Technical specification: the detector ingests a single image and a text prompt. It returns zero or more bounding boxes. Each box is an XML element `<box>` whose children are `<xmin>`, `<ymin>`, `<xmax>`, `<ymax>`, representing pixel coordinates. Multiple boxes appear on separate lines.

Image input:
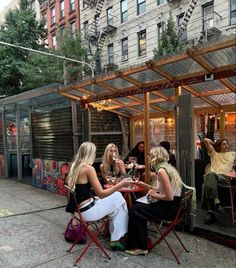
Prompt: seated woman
<box><xmin>125</xmin><ymin>146</ymin><xmax>183</xmax><ymax>256</ymax></box>
<box><xmin>100</xmin><ymin>143</ymin><xmax>126</xmax><ymax>183</ymax></box>
<box><xmin>66</xmin><ymin>142</ymin><xmax>130</xmax><ymax>251</ymax></box>
<box><xmin>124</xmin><ymin>141</ymin><xmax>145</xmax><ymax>165</ymax></box>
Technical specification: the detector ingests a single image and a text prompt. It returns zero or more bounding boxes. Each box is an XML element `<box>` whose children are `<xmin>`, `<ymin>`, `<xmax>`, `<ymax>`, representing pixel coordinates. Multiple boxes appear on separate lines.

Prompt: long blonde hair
<box><xmin>67</xmin><ymin>142</ymin><xmax>96</xmax><ymax>190</ymax></box>
<box><xmin>102</xmin><ymin>143</ymin><xmax>120</xmax><ymax>175</ymax></box>
<box><xmin>150</xmin><ymin>146</ymin><xmax>182</xmax><ymax>193</ymax></box>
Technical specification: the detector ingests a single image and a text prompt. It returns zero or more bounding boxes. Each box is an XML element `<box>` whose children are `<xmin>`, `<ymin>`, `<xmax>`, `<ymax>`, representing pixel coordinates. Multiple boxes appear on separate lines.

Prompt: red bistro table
<box><xmin>104</xmin><ymin>183</ymin><xmax>145</xmax><ymax>208</ymax></box>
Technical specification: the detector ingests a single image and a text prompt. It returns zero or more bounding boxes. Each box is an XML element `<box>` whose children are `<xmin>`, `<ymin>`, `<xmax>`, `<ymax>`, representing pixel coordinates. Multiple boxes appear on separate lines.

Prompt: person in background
<box><xmin>202</xmin><ymin>138</ymin><xmax>236</xmax><ymax>224</ymax></box>
<box><xmin>100</xmin><ymin>143</ymin><xmax>126</xmax><ymax>183</ymax></box>
<box><xmin>66</xmin><ymin>142</ymin><xmax>130</xmax><ymax>251</ymax></box>
<box><xmin>159</xmin><ymin>141</ymin><xmax>176</xmax><ymax>167</ymax></box>
<box><xmin>125</xmin><ymin>146</ymin><xmax>183</xmax><ymax>256</ymax></box>
<box><xmin>124</xmin><ymin>141</ymin><xmax>145</xmax><ymax>165</ymax></box>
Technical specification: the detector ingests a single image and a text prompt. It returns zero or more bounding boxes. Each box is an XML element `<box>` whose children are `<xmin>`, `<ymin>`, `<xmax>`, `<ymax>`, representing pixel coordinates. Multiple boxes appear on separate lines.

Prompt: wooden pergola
<box><xmin>57</xmin><ymin>35</ymin><xmax>236</xmax><ymax>184</ymax></box>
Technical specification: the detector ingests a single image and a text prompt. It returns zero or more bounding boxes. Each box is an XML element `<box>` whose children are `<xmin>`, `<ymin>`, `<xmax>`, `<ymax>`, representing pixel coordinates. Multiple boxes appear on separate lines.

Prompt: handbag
<box><xmin>64</xmin><ymin>217</ymin><xmax>87</xmax><ymax>244</ymax></box>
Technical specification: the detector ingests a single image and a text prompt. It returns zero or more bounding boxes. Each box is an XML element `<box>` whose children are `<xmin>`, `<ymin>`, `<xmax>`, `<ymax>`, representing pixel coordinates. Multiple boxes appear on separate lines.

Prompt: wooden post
<box><xmin>144</xmin><ymin>92</ymin><xmax>150</xmax><ymax>185</ymax></box>
<box><xmin>219</xmin><ymin>110</ymin><xmax>225</xmax><ymax>138</ymax></box>
<box><xmin>129</xmin><ymin>118</ymin><xmax>135</xmax><ymax>149</ymax></box>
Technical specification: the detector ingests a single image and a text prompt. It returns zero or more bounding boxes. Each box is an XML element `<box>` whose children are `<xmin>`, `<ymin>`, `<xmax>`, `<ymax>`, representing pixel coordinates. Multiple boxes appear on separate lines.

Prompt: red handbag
<box><xmin>64</xmin><ymin>218</ymin><xmax>87</xmax><ymax>244</ymax></box>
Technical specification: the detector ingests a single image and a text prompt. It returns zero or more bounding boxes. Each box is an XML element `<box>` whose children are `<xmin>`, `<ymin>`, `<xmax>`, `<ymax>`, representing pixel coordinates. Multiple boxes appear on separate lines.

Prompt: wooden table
<box><xmin>104</xmin><ymin>183</ymin><xmax>145</xmax><ymax>208</ymax></box>
<box><xmin>223</xmin><ymin>171</ymin><xmax>236</xmax><ymax>225</ymax></box>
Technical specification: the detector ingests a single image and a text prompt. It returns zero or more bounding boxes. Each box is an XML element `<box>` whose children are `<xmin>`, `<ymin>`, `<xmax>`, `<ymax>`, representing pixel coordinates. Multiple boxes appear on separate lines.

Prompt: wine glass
<box><xmin>111</xmin><ymin>177</ymin><xmax>116</xmax><ymax>185</ymax></box>
<box><xmin>112</xmin><ymin>153</ymin><xmax>118</xmax><ymax>161</ymax></box>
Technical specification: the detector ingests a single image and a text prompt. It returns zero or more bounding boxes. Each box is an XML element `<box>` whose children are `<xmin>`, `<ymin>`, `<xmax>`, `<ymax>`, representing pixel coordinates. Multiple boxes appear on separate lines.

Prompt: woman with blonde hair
<box><xmin>100</xmin><ymin>143</ymin><xmax>126</xmax><ymax>183</ymax></box>
<box><xmin>125</xmin><ymin>146</ymin><xmax>183</xmax><ymax>256</ymax></box>
<box><xmin>66</xmin><ymin>142</ymin><xmax>130</xmax><ymax>251</ymax></box>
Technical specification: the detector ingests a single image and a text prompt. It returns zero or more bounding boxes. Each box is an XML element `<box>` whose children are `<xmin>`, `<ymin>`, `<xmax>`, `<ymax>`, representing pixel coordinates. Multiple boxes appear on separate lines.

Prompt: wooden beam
<box><xmin>219</xmin><ymin>79</ymin><xmax>236</xmax><ymax>93</ymax></box>
<box><xmin>96</xmin><ymin>81</ymin><xmax>118</xmax><ymax>92</ymax></box>
<box><xmin>187</xmin><ymin>49</ymin><xmax>213</xmax><ymax>72</ymax></box>
<box><xmin>183</xmin><ymin>85</ymin><xmax>220</xmax><ymax>108</ymax></box>
<box><xmin>60</xmin><ymin>92</ymin><xmax>80</xmax><ymax>101</ymax></box>
<box><xmin>81</xmin><ymin>67</ymin><xmax>235</xmax><ymax>105</ymax></box>
<box><xmin>190</xmin><ymin>37</ymin><xmax>236</xmax><ymax>56</ymax></box>
<box><xmin>144</xmin><ymin>92</ymin><xmax>150</xmax><ymax>185</ymax></box>
<box><xmin>152</xmin><ymin>91</ymin><xmax>173</xmax><ymax>102</ymax></box>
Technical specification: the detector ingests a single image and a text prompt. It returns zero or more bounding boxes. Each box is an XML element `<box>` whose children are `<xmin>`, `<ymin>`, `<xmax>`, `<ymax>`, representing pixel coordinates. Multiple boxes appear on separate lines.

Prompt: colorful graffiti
<box><xmin>0</xmin><ymin>154</ymin><xmax>4</xmax><ymax>177</ymax></box>
<box><xmin>32</xmin><ymin>159</ymin><xmax>69</xmax><ymax>196</ymax></box>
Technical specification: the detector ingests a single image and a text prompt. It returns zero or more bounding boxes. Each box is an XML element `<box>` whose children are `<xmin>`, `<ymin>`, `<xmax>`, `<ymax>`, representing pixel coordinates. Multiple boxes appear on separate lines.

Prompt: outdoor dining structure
<box><xmin>0</xmin><ymin>35</ymin><xmax>235</xmax><ymax>243</ymax></box>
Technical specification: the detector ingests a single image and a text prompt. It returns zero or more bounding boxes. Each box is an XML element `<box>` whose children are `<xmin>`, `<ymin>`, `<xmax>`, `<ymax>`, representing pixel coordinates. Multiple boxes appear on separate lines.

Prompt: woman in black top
<box><xmin>66</xmin><ymin>142</ymin><xmax>130</xmax><ymax>251</ymax></box>
<box><xmin>125</xmin><ymin>141</ymin><xmax>145</xmax><ymax>165</ymax></box>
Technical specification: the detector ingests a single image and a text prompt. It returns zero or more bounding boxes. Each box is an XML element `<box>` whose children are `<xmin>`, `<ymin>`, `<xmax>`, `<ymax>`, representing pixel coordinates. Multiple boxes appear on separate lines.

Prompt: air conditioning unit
<box><xmin>121</xmin><ymin>55</ymin><xmax>128</xmax><ymax>62</ymax></box>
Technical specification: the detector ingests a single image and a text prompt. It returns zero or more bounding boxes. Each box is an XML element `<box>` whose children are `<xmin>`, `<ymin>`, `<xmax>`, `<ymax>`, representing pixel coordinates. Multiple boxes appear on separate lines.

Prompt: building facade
<box><xmin>39</xmin><ymin>0</ymin><xmax>81</xmax><ymax>48</ymax></box>
<box><xmin>80</xmin><ymin>0</ymin><xmax>236</xmax><ymax>73</ymax></box>
<box><xmin>0</xmin><ymin>0</ymin><xmax>41</xmax><ymax>25</ymax></box>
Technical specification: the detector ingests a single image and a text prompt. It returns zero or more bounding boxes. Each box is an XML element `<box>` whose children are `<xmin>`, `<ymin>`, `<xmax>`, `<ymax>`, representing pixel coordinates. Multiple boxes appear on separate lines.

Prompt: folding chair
<box><xmin>148</xmin><ymin>190</ymin><xmax>193</xmax><ymax>264</ymax></box>
<box><xmin>65</xmin><ymin>185</ymin><xmax>111</xmax><ymax>266</ymax></box>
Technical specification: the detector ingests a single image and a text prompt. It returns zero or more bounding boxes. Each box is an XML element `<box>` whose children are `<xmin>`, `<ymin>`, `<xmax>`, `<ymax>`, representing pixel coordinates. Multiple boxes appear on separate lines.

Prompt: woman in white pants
<box><xmin>66</xmin><ymin>142</ymin><xmax>130</xmax><ymax>250</ymax></box>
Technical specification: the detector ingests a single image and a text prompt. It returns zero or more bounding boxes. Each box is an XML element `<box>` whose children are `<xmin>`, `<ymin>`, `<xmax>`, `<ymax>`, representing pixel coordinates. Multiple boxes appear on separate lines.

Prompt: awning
<box><xmin>57</xmin><ymin>35</ymin><xmax>236</xmax><ymax>118</ymax></box>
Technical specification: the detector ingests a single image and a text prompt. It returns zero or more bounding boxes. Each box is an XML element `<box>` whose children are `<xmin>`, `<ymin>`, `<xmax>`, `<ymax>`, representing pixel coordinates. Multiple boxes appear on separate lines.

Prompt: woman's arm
<box><xmin>148</xmin><ymin>168</ymin><xmax>173</xmax><ymax>201</ymax></box>
<box><xmin>87</xmin><ymin>165</ymin><xmax>129</xmax><ymax>198</ymax></box>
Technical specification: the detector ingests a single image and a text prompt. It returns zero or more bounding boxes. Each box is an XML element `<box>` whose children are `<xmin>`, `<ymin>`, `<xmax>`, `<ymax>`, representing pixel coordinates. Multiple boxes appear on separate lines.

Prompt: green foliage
<box><xmin>0</xmin><ymin>0</ymin><xmax>88</xmax><ymax>97</ymax></box>
<box><xmin>153</xmin><ymin>12</ymin><xmax>183</xmax><ymax>59</ymax></box>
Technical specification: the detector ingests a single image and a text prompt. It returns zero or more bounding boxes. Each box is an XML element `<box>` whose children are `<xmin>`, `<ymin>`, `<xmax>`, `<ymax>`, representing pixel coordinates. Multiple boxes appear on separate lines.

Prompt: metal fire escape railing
<box><xmin>179</xmin><ymin>0</ymin><xmax>198</xmax><ymax>38</ymax></box>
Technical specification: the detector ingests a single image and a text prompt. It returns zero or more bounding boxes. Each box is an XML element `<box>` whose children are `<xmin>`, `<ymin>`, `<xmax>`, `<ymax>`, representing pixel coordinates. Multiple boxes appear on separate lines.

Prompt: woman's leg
<box><xmin>81</xmin><ymin>192</ymin><xmax>128</xmax><ymax>241</ymax></box>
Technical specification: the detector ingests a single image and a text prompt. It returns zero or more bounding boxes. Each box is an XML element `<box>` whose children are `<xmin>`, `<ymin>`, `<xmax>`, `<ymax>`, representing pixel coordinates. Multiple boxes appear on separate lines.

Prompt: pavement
<box><xmin>0</xmin><ymin>178</ymin><xmax>235</xmax><ymax>268</ymax></box>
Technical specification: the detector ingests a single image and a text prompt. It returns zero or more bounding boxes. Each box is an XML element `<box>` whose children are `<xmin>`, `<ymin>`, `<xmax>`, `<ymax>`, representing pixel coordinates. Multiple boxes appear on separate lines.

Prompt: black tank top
<box><xmin>65</xmin><ymin>182</ymin><xmax>92</xmax><ymax>214</ymax></box>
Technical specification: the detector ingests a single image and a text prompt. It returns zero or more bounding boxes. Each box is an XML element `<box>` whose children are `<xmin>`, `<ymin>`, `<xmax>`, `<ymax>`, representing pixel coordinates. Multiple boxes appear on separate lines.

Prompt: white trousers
<box><xmin>81</xmin><ymin>192</ymin><xmax>128</xmax><ymax>241</ymax></box>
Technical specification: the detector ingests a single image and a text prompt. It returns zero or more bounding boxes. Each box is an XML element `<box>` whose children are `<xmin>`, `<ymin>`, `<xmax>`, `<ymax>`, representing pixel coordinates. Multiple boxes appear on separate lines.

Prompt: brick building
<box><xmin>39</xmin><ymin>0</ymin><xmax>80</xmax><ymax>48</ymax></box>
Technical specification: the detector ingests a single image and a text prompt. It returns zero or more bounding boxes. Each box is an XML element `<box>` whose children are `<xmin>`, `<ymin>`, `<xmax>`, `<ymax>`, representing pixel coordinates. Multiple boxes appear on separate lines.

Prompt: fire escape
<box><xmin>84</xmin><ymin>0</ymin><xmax>117</xmax><ymax>74</ymax></box>
<box><xmin>179</xmin><ymin>0</ymin><xmax>222</xmax><ymax>45</ymax></box>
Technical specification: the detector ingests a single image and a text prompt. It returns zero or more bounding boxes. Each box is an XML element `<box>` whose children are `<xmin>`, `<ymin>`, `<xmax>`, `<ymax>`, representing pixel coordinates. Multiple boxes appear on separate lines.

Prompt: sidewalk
<box><xmin>0</xmin><ymin>178</ymin><xmax>235</xmax><ymax>268</ymax></box>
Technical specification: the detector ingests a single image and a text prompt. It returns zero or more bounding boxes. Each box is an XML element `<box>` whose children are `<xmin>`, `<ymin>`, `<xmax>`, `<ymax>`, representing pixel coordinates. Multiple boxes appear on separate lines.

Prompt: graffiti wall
<box><xmin>32</xmin><ymin>158</ymin><xmax>69</xmax><ymax>196</ymax></box>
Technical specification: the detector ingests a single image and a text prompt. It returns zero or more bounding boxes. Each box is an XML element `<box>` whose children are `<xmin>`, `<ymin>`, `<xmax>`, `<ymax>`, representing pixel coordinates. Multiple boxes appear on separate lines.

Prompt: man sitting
<box><xmin>202</xmin><ymin>138</ymin><xmax>235</xmax><ymax>224</ymax></box>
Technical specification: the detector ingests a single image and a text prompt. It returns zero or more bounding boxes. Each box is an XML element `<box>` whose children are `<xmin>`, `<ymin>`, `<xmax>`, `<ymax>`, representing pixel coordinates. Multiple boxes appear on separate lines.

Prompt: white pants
<box><xmin>81</xmin><ymin>192</ymin><xmax>128</xmax><ymax>241</ymax></box>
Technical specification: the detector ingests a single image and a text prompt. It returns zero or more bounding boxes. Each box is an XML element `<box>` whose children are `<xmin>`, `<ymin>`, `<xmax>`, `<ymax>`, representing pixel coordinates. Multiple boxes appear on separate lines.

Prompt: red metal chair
<box><xmin>65</xmin><ymin>186</ymin><xmax>111</xmax><ymax>266</ymax></box>
<box><xmin>148</xmin><ymin>190</ymin><xmax>193</xmax><ymax>264</ymax></box>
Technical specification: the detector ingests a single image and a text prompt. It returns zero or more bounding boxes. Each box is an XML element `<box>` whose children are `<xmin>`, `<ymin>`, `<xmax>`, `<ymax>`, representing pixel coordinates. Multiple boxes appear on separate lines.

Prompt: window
<box><xmin>51</xmin><ymin>6</ymin><xmax>55</xmax><ymax>25</ymax></box>
<box><xmin>107</xmin><ymin>7</ymin><xmax>113</xmax><ymax>25</ymax></box>
<box><xmin>157</xmin><ymin>0</ymin><xmax>166</xmax><ymax>5</ymax></box>
<box><xmin>52</xmin><ymin>34</ymin><xmax>57</xmax><ymax>48</ymax></box>
<box><xmin>121</xmin><ymin>37</ymin><xmax>128</xmax><ymax>61</ymax></box>
<box><xmin>121</xmin><ymin>0</ymin><xmax>128</xmax><ymax>23</ymax></box>
<box><xmin>178</xmin><ymin>13</ymin><xmax>187</xmax><ymax>41</ymax></box>
<box><xmin>202</xmin><ymin>2</ymin><xmax>214</xmax><ymax>31</ymax></box>
<box><xmin>44</xmin><ymin>38</ymin><xmax>48</xmax><ymax>48</ymax></box>
<box><xmin>230</xmin><ymin>0</ymin><xmax>236</xmax><ymax>25</ymax></box>
<box><xmin>60</xmin><ymin>0</ymin><xmax>65</xmax><ymax>18</ymax></box>
<box><xmin>60</xmin><ymin>27</ymin><xmax>65</xmax><ymax>36</ymax></box>
<box><xmin>138</xmin><ymin>30</ymin><xmax>146</xmax><ymax>56</ymax></box>
<box><xmin>70</xmin><ymin>0</ymin><xmax>75</xmax><ymax>11</ymax></box>
<box><xmin>157</xmin><ymin>22</ymin><xmax>163</xmax><ymax>41</ymax></box>
<box><xmin>137</xmin><ymin>0</ymin><xmax>146</xmax><ymax>15</ymax></box>
<box><xmin>83</xmin><ymin>20</ymin><xmax>89</xmax><ymax>38</ymax></box>
<box><xmin>70</xmin><ymin>21</ymin><xmax>76</xmax><ymax>38</ymax></box>
<box><xmin>108</xmin><ymin>44</ymin><xmax>114</xmax><ymax>64</ymax></box>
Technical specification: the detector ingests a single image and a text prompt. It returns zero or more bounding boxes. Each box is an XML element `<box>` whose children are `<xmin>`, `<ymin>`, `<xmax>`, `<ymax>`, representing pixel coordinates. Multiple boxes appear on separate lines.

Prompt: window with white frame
<box><xmin>60</xmin><ymin>0</ymin><xmax>65</xmax><ymax>18</ymax></box>
<box><xmin>31</xmin><ymin>0</ymin><xmax>36</xmax><ymax>11</ymax></box>
<box><xmin>157</xmin><ymin>22</ymin><xmax>163</xmax><ymax>44</ymax></box>
<box><xmin>107</xmin><ymin>7</ymin><xmax>113</xmax><ymax>25</ymax></box>
<box><xmin>51</xmin><ymin>6</ymin><xmax>55</xmax><ymax>25</ymax></box>
<box><xmin>52</xmin><ymin>34</ymin><xmax>57</xmax><ymax>48</ymax></box>
<box><xmin>121</xmin><ymin>0</ymin><xmax>128</xmax><ymax>23</ymax></box>
<box><xmin>137</xmin><ymin>0</ymin><xmax>146</xmax><ymax>15</ymax></box>
<box><xmin>70</xmin><ymin>21</ymin><xmax>76</xmax><ymax>38</ymax></box>
<box><xmin>230</xmin><ymin>0</ymin><xmax>236</xmax><ymax>25</ymax></box>
<box><xmin>108</xmin><ymin>44</ymin><xmax>114</xmax><ymax>64</ymax></box>
<box><xmin>121</xmin><ymin>37</ymin><xmax>128</xmax><ymax>61</ymax></box>
<box><xmin>138</xmin><ymin>30</ymin><xmax>146</xmax><ymax>56</ymax></box>
<box><xmin>70</xmin><ymin>0</ymin><xmax>75</xmax><ymax>12</ymax></box>
<box><xmin>157</xmin><ymin>0</ymin><xmax>166</xmax><ymax>5</ymax></box>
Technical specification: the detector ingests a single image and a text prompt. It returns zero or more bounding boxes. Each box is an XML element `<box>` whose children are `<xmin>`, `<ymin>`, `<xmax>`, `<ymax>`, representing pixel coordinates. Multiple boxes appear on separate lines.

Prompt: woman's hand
<box><xmin>117</xmin><ymin>178</ymin><xmax>132</xmax><ymax>188</ymax></box>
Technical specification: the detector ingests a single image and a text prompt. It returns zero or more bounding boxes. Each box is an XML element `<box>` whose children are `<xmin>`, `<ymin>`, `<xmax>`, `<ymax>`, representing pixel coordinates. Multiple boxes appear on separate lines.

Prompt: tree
<box><xmin>0</xmin><ymin>0</ymin><xmax>89</xmax><ymax>97</ymax></box>
<box><xmin>153</xmin><ymin>12</ymin><xmax>183</xmax><ymax>59</ymax></box>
